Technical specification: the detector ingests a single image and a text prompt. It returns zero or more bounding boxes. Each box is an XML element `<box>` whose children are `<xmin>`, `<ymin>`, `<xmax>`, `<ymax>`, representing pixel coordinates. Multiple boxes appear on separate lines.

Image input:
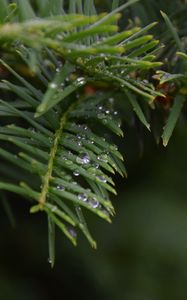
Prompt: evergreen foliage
<box><xmin>0</xmin><ymin>0</ymin><xmax>186</xmax><ymax>266</ymax></box>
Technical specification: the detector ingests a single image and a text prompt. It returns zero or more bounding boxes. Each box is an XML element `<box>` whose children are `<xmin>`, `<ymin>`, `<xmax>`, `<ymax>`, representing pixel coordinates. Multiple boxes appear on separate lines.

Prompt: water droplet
<box><xmin>87</xmin><ymin>139</ymin><xmax>94</xmax><ymax>145</ymax></box>
<box><xmin>105</xmin><ymin>110</ymin><xmax>110</xmax><ymax>115</ymax></box>
<box><xmin>68</xmin><ymin>151</ymin><xmax>73</xmax><ymax>156</ymax></box>
<box><xmin>82</xmin><ymin>125</ymin><xmax>88</xmax><ymax>130</ymax></box>
<box><xmin>97</xmin><ymin>154</ymin><xmax>108</xmax><ymax>162</ymax></box>
<box><xmin>48</xmin><ymin>137</ymin><xmax>52</xmax><ymax>144</ymax></box>
<box><xmin>97</xmin><ymin>113</ymin><xmax>105</xmax><ymax>119</ymax></box>
<box><xmin>113</xmin><ymin>111</ymin><xmax>118</xmax><ymax>116</ymax></box>
<box><xmin>77</xmin><ymin>134</ymin><xmax>86</xmax><ymax>140</ymax></box>
<box><xmin>76</xmin><ymin>153</ymin><xmax>90</xmax><ymax>165</ymax></box>
<box><xmin>68</xmin><ymin>228</ymin><xmax>77</xmax><ymax>238</ymax></box>
<box><xmin>29</xmin><ymin>127</ymin><xmax>36</xmax><ymax>133</ymax></box>
<box><xmin>98</xmin><ymin>106</ymin><xmax>103</xmax><ymax>111</ymax></box>
<box><xmin>88</xmin><ymin>197</ymin><xmax>99</xmax><ymax>208</ymax></box>
<box><xmin>94</xmin><ymin>163</ymin><xmax>99</xmax><ymax>169</ymax></box>
<box><xmin>57</xmin><ymin>185</ymin><xmax>65</xmax><ymax>191</ymax></box>
<box><xmin>76</xmin><ymin>77</ymin><xmax>86</xmax><ymax>86</ymax></box>
<box><xmin>57</xmin><ymin>34</ymin><xmax>63</xmax><ymax>40</ymax></box>
<box><xmin>142</xmin><ymin>79</ymin><xmax>149</xmax><ymax>84</ymax></box>
<box><xmin>48</xmin><ymin>258</ymin><xmax>52</xmax><ymax>264</ymax></box>
<box><xmin>97</xmin><ymin>175</ymin><xmax>107</xmax><ymax>183</ymax></box>
<box><xmin>61</xmin><ymin>155</ymin><xmax>67</xmax><ymax>161</ymax></box>
<box><xmin>49</xmin><ymin>82</ymin><xmax>57</xmax><ymax>89</ymax></box>
<box><xmin>102</xmin><ymin>119</ymin><xmax>108</xmax><ymax>125</ymax></box>
<box><xmin>52</xmin><ymin>206</ymin><xmax>57</xmax><ymax>212</ymax></box>
<box><xmin>110</xmin><ymin>144</ymin><xmax>118</xmax><ymax>151</ymax></box>
<box><xmin>73</xmin><ymin>170</ymin><xmax>80</xmax><ymax>176</ymax></box>
<box><xmin>65</xmin><ymin>76</ymin><xmax>70</xmax><ymax>83</ymax></box>
<box><xmin>78</xmin><ymin>193</ymin><xmax>88</xmax><ymax>202</ymax></box>
<box><xmin>101</xmin><ymin>209</ymin><xmax>110</xmax><ymax>217</ymax></box>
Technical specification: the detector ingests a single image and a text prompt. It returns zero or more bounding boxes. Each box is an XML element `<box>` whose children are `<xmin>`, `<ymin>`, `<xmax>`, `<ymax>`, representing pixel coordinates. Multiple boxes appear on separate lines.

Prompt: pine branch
<box><xmin>0</xmin><ymin>0</ymin><xmax>170</xmax><ymax>266</ymax></box>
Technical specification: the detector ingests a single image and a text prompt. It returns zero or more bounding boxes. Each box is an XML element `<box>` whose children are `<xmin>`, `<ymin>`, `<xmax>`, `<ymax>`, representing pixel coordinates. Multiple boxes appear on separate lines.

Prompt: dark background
<box><xmin>1</xmin><ymin>1</ymin><xmax>187</xmax><ymax>299</ymax></box>
<box><xmin>1</xmin><ymin>120</ymin><xmax>187</xmax><ymax>300</ymax></box>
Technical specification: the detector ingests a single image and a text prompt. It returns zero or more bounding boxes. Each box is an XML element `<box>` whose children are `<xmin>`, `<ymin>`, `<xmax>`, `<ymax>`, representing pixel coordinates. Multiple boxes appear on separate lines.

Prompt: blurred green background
<box><xmin>1</xmin><ymin>1</ymin><xmax>187</xmax><ymax>299</ymax></box>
